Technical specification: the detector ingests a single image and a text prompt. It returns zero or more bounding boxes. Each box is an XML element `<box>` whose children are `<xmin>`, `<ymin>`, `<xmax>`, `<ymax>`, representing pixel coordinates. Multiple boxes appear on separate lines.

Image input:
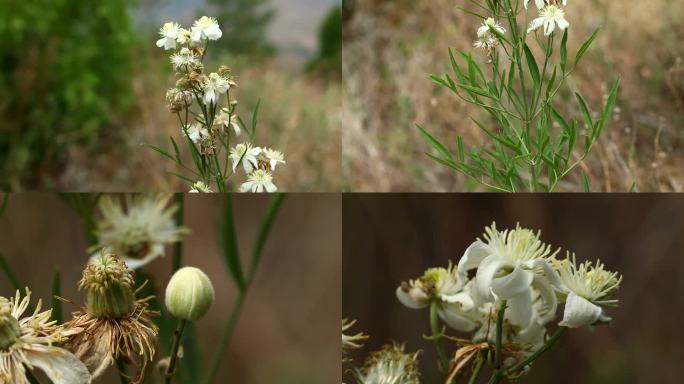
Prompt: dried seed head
<box><xmin>165</xmin><ymin>267</ymin><xmax>215</xmax><ymax>321</ymax></box>
<box><xmin>80</xmin><ymin>251</ymin><xmax>136</xmax><ymax>319</ymax></box>
<box><xmin>217</xmin><ymin>65</ymin><xmax>231</xmax><ymax>78</ymax></box>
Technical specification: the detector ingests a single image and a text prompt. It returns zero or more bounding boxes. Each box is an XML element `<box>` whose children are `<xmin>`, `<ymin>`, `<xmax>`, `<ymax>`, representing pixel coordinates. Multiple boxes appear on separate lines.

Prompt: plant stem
<box><xmin>202</xmin><ymin>291</ymin><xmax>246</xmax><ymax>384</ymax></box>
<box><xmin>172</xmin><ymin>193</ymin><xmax>184</xmax><ymax>273</ymax></box>
<box><xmin>165</xmin><ymin>320</ymin><xmax>188</xmax><ymax>384</ymax></box>
<box><xmin>494</xmin><ymin>301</ymin><xmax>507</xmax><ymax>369</ymax></box>
<box><xmin>429</xmin><ymin>300</ymin><xmax>450</xmax><ymax>372</ymax></box>
<box><xmin>507</xmin><ymin>326</ymin><xmax>567</xmax><ymax>375</ymax></box>
<box><xmin>468</xmin><ymin>355</ymin><xmax>486</xmax><ymax>384</ymax></box>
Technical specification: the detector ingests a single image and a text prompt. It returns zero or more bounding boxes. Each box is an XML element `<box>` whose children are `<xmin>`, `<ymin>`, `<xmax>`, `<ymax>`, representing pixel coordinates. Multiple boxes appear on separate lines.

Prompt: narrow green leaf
<box><xmin>457</xmin><ymin>136</ymin><xmax>465</xmax><ymax>162</ymax></box>
<box><xmin>456</xmin><ymin>84</ymin><xmax>495</xmax><ymax>99</ymax></box>
<box><xmin>575</xmin><ymin>28</ymin><xmax>600</xmax><ymax>66</ymax></box>
<box><xmin>582</xmin><ymin>172</ymin><xmax>591</xmax><ymax>192</ymax></box>
<box><xmin>250</xmin><ymin>99</ymin><xmax>261</xmax><ymax>141</ymax></box>
<box><xmin>221</xmin><ymin>195</ymin><xmax>245</xmax><ymax>291</ymax></box>
<box><xmin>417</xmin><ymin>124</ymin><xmax>455</xmax><ymax>163</ymax></box>
<box><xmin>143</xmin><ymin>144</ymin><xmax>175</xmax><ymax>161</ymax></box>
<box><xmin>560</xmin><ymin>29</ymin><xmax>568</xmax><ymax>72</ymax></box>
<box><xmin>457</xmin><ymin>6</ymin><xmax>486</xmax><ymax>19</ymax></box>
<box><xmin>428</xmin><ymin>74</ymin><xmax>453</xmax><ymax>90</ymax></box>
<box><xmin>248</xmin><ymin>194</ymin><xmax>286</xmax><ymax>279</ymax></box>
<box><xmin>0</xmin><ymin>253</ymin><xmax>21</xmax><ymax>290</ymax></box>
<box><xmin>51</xmin><ymin>268</ymin><xmax>62</xmax><ymax>323</ymax></box>
<box><xmin>169</xmin><ymin>172</ymin><xmax>195</xmax><ymax>184</ymax></box>
<box><xmin>629</xmin><ymin>182</ymin><xmax>638</xmax><ymax>192</ymax></box>
<box><xmin>523</xmin><ymin>44</ymin><xmax>541</xmax><ymax>94</ymax></box>
<box><xmin>597</xmin><ymin>78</ymin><xmax>621</xmax><ymax>135</ymax></box>
<box><xmin>170</xmin><ymin>136</ymin><xmax>181</xmax><ymax>163</ymax></box>
<box><xmin>575</xmin><ymin>93</ymin><xmax>594</xmax><ymax>133</ymax></box>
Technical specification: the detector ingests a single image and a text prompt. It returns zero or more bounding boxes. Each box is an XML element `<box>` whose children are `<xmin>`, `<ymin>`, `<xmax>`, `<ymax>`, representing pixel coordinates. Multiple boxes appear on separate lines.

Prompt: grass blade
<box><xmin>248</xmin><ymin>194</ymin><xmax>286</xmax><ymax>280</ymax></box>
<box><xmin>51</xmin><ymin>268</ymin><xmax>62</xmax><ymax>323</ymax></box>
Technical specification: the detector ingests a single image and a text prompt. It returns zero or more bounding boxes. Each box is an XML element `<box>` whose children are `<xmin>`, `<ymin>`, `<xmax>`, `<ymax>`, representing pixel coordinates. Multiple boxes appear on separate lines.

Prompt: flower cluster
<box><xmin>473</xmin><ymin>18</ymin><xmax>506</xmax><ymax>54</ymax></box>
<box><xmin>155</xmin><ymin>16</ymin><xmax>286</xmax><ymax>193</ymax></box>
<box><xmin>526</xmin><ymin>0</ymin><xmax>570</xmax><ymax>35</ymax></box>
<box><xmin>396</xmin><ymin>223</ymin><xmax>621</xmax><ymax>376</ymax></box>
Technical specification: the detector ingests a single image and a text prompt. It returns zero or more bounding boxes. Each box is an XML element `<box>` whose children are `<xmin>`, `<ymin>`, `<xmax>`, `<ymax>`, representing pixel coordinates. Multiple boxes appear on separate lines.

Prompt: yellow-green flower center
<box><xmin>0</xmin><ymin>299</ymin><xmax>20</xmax><ymax>350</ymax></box>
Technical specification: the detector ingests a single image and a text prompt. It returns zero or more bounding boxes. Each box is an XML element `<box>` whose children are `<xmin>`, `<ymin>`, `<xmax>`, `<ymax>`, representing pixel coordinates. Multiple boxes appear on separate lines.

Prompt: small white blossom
<box><xmin>230</xmin><ymin>142</ymin><xmax>261</xmax><ymax>174</ymax></box>
<box><xmin>525</xmin><ymin>0</ymin><xmax>568</xmax><ymax>9</ymax></box>
<box><xmin>189</xmin><ymin>181</ymin><xmax>213</xmax><ymax>193</ymax></box>
<box><xmin>156</xmin><ymin>22</ymin><xmax>181</xmax><ymax>50</ymax></box>
<box><xmin>190</xmin><ymin>16</ymin><xmax>222</xmax><ymax>42</ymax></box>
<box><xmin>176</xmin><ymin>28</ymin><xmax>192</xmax><ymax>45</ymax></box>
<box><xmin>240</xmin><ymin>169</ymin><xmax>277</xmax><ymax>193</ymax></box>
<box><xmin>528</xmin><ymin>5</ymin><xmax>570</xmax><ymax>36</ymax></box>
<box><xmin>215</xmin><ymin>108</ymin><xmax>241</xmax><ymax>136</ymax></box>
<box><xmin>170</xmin><ymin>47</ymin><xmax>199</xmax><ymax>70</ymax></box>
<box><xmin>262</xmin><ymin>148</ymin><xmax>286</xmax><ymax>170</ymax></box>
<box><xmin>184</xmin><ymin>123</ymin><xmax>210</xmax><ymax>144</ymax></box>
<box><xmin>474</xmin><ymin>18</ymin><xmax>506</xmax><ymax>52</ymax></box>
<box><xmin>202</xmin><ymin>72</ymin><xmax>230</xmax><ymax>105</ymax></box>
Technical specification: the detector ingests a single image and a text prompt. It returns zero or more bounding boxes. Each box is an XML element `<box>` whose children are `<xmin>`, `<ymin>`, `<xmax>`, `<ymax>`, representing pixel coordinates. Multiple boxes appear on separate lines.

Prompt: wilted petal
<box><xmin>491</xmin><ymin>265</ymin><xmax>533</xmax><ymax>299</ymax></box>
<box><xmin>25</xmin><ymin>348</ymin><xmax>91</xmax><ymax>384</ymax></box>
<box><xmin>559</xmin><ymin>293</ymin><xmax>604</xmax><ymax>328</ymax></box>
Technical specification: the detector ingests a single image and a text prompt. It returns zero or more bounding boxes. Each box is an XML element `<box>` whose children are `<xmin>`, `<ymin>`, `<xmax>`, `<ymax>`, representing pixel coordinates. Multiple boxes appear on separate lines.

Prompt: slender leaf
<box><xmin>248</xmin><ymin>194</ymin><xmax>286</xmax><ymax>279</ymax></box>
<box><xmin>250</xmin><ymin>99</ymin><xmax>261</xmax><ymax>141</ymax></box>
<box><xmin>524</xmin><ymin>44</ymin><xmax>541</xmax><ymax>94</ymax></box>
<box><xmin>417</xmin><ymin>124</ymin><xmax>455</xmax><ymax>163</ymax></box>
<box><xmin>582</xmin><ymin>172</ymin><xmax>591</xmax><ymax>192</ymax></box>
<box><xmin>143</xmin><ymin>144</ymin><xmax>175</xmax><ymax>161</ymax></box>
<box><xmin>560</xmin><ymin>29</ymin><xmax>568</xmax><ymax>72</ymax></box>
<box><xmin>575</xmin><ymin>28</ymin><xmax>600</xmax><ymax>65</ymax></box>
<box><xmin>51</xmin><ymin>268</ymin><xmax>62</xmax><ymax>323</ymax></box>
<box><xmin>221</xmin><ymin>195</ymin><xmax>245</xmax><ymax>290</ymax></box>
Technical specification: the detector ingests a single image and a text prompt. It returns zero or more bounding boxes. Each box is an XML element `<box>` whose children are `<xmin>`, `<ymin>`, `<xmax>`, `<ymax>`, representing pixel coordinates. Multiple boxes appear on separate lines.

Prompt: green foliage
<box><xmin>420</xmin><ymin>1</ymin><xmax>621</xmax><ymax>192</ymax></box>
<box><xmin>203</xmin><ymin>0</ymin><xmax>275</xmax><ymax>58</ymax></box>
<box><xmin>0</xmin><ymin>0</ymin><xmax>135</xmax><ymax>189</ymax></box>
<box><xmin>306</xmin><ymin>5</ymin><xmax>342</xmax><ymax>80</ymax></box>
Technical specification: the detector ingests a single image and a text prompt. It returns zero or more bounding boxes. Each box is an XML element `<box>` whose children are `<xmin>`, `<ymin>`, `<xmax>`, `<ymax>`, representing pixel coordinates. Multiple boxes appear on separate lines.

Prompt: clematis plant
<box><xmin>148</xmin><ymin>16</ymin><xmax>286</xmax><ymax>193</ymax></box>
<box><xmin>346</xmin><ymin>222</ymin><xmax>622</xmax><ymax>384</ymax></box>
<box><xmin>419</xmin><ymin>0</ymin><xmax>621</xmax><ymax>192</ymax></box>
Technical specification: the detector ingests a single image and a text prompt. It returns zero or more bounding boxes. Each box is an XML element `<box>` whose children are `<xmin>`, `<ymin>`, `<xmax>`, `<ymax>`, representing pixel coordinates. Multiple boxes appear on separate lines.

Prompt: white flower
<box><xmin>156</xmin><ymin>22</ymin><xmax>181</xmax><ymax>50</ymax></box>
<box><xmin>527</xmin><ymin>5</ymin><xmax>570</xmax><ymax>36</ymax></box>
<box><xmin>189</xmin><ymin>181</ymin><xmax>212</xmax><ymax>193</ymax></box>
<box><xmin>396</xmin><ymin>264</ymin><xmax>479</xmax><ymax>332</ymax></box>
<box><xmin>184</xmin><ymin>123</ymin><xmax>210</xmax><ymax>144</ymax></box>
<box><xmin>355</xmin><ymin>344</ymin><xmax>420</xmax><ymax>384</ymax></box>
<box><xmin>92</xmin><ymin>194</ymin><xmax>187</xmax><ymax>269</ymax></box>
<box><xmin>478</xmin><ymin>18</ymin><xmax>506</xmax><ymax>37</ymax></box>
<box><xmin>170</xmin><ymin>47</ymin><xmax>199</xmax><ymax>70</ymax></box>
<box><xmin>525</xmin><ymin>0</ymin><xmax>568</xmax><ymax>9</ymax></box>
<box><xmin>0</xmin><ymin>290</ymin><xmax>91</xmax><ymax>384</ymax></box>
<box><xmin>190</xmin><ymin>16</ymin><xmax>222</xmax><ymax>42</ymax></box>
<box><xmin>262</xmin><ymin>148</ymin><xmax>286</xmax><ymax>170</ymax></box>
<box><xmin>230</xmin><ymin>142</ymin><xmax>261</xmax><ymax>174</ymax></box>
<box><xmin>176</xmin><ymin>28</ymin><xmax>192</xmax><ymax>45</ymax></box>
<box><xmin>215</xmin><ymin>108</ymin><xmax>241</xmax><ymax>136</ymax></box>
<box><xmin>202</xmin><ymin>72</ymin><xmax>230</xmax><ymax>105</ymax></box>
<box><xmin>457</xmin><ymin>223</ymin><xmax>562</xmax><ymax>327</ymax></box>
<box><xmin>240</xmin><ymin>169</ymin><xmax>278</xmax><ymax>193</ymax></box>
<box><xmin>556</xmin><ymin>255</ymin><xmax>621</xmax><ymax>328</ymax></box>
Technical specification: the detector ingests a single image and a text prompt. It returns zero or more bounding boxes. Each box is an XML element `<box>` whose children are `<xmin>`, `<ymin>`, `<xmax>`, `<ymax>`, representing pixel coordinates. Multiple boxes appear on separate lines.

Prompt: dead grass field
<box><xmin>343</xmin><ymin>0</ymin><xmax>684</xmax><ymax>191</ymax></box>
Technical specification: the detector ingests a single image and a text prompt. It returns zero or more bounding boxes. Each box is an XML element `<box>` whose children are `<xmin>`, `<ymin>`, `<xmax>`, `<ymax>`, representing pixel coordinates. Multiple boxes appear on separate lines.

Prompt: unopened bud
<box><xmin>165</xmin><ymin>267</ymin><xmax>214</xmax><ymax>321</ymax></box>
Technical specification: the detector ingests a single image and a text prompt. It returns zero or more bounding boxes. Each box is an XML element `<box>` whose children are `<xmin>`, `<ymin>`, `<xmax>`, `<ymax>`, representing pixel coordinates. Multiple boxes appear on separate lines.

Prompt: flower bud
<box><xmin>165</xmin><ymin>267</ymin><xmax>214</xmax><ymax>321</ymax></box>
<box><xmin>0</xmin><ymin>297</ymin><xmax>20</xmax><ymax>350</ymax></box>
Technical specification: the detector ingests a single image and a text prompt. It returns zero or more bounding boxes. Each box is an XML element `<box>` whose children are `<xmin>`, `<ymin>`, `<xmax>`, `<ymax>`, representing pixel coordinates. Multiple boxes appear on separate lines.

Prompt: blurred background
<box><xmin>0</xmin><ymin>193</ymin><xmax>341</xmax><ymax>383</ymax></box>
<box><xmin>343</xmin><ymin>0</ymin><xmax>684</xmax><ymax>191</ymax></box>
<box><xmin>343</xmin><ymin>194</ymin><xmax>684</xmax><ymax>383</ymax></box>
<box><xmin>0</xmin><ymin>0</ymin><xmax>341</xmax><ymax>191</ymax></box>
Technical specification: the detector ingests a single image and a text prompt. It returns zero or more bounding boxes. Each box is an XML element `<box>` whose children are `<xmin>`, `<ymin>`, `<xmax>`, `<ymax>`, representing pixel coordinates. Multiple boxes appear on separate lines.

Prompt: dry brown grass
<box><xmin>343</xmin><ymin>0</ymin><xmax>684</xmax><ymax>191</ymax></box>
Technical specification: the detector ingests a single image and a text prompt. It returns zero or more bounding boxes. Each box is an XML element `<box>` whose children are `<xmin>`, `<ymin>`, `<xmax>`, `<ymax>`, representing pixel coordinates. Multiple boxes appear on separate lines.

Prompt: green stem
<box><xmin>468</xmin><ymin>355</ymin><xmax>486</xmax><ymax>384</ymax></box>
<box><xmin>165</xmin><ymin>320</ymin><xmax>188</xmax><ymax>384</ymax></box>
<box><xmin>172</xmin><ymin>193</ymin><xmax>184</xmax><ymax>273</ymax></box>
<box><xmin>116</xmin><ymin>359</ymin><xmax>128</xmax><ymax>384</ymax></box>
<box><xmin>507</xmin><ymin>326</ymin><xmax>567</xmax><ymax>375</ymax></box>
<box><xmin>494</xmin><ymin>300</ymin><xmax>507</xmax><ymax>369</ymax></box>
<box><xmin>202</xmin><ymin>291</ymin><xmax>246</xmax><ymax>384</ymax></box>
<box><xmin>429</xmin><ymin>300</ymin><xmax>450</xmax><ymax>373</ymax></box>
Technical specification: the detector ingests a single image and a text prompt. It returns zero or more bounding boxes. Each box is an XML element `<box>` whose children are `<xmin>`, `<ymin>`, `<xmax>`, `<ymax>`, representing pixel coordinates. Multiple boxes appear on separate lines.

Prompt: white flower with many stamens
<box><xmin>176</xmin><ymin>28</ymin><xmax>192</xmax><ymax>45</ymax></box>
<box><xmin>189</xmin><ymin>181</ymin><xmax>213</xmax><ymax>193</ymax></box>
<box><xmin>190</xmin><ymin>16</ymin><xmax>222</xmax><ymax>42</ymax></box>
<box><xmin>91</xmin><ymin>194</ymin><xmax>188</xmax><ymax>269</ymax></box>
<box><xmin>240</xmin><ymin>170</ymin><xmax>278</xmax><ymax>193</ymax></box>
<box><xmin>156</xmin><ymin>22</ymin><xmax>181</xmax><ymax>50</ymax></box>
<box><xmin>355</xmin><ymin>344</ymin><xmax>420</xmax><ymax>384</ymax></box>
<box><xmin>184</xmin><ymin>123</ymin><xmax>210</xmax><ymax>144</ymax></box>
<box><xmin>457</xmin><ymin>223</ymin><xmax>562</xmax><ymax>328</ymax></box>
<box><xmin>170</xmin><ymin>47</ymin><xmax>199</xmax><ymax>71</ymax></box>
<box><xmin>556</xmin><ymin>255</ymin><xmax>621</xmax><ymax>328</ymax></box>
<box><xmin>262</xmin><ymin>148</ymin><xmax>286</xmax><ymax>170</ymax></box>
<box><xmin>396</xmin><ymin>263</ymin><xmax>479</xmax><ymax>332</ymax></box>
<box><xmin>474</xmin><ymin>18</ymin><xmax>506</xmax><ymax>52</ymax></box>
<box><xmin>230</xmin><ymin>143</ymin><xmax>261</xmax><ymax>174</ymax></box>
<box><xmin>528</xmin><ymin>5</ymin><xmax>570</xmax><ymax>36</ymax></box>
<box><xmin>215</xmin><ymin>108</ymin><xmax>241</xmax><ymax>136</ymax></box>
<box><xmin>0</xmin><ymin>290</ymin><xmax>90</xmax><ymax>384</ymax></box>
<box><xmin>202</xmin><ymin>72</ymin><xmax>230</xmax><ymax>105</ymax></box>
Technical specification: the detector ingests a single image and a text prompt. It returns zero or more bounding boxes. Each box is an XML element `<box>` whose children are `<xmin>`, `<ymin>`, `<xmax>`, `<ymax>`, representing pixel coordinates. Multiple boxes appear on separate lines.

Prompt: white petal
<box><xmin>505</xmin><ymin>290</ymin><xmax>533</xmax><ymax>327</ymax></box>
<box><xmin>559</xmin><ymin>293</ymin><xmax>604</xmax><ymax>328</ymax></box>
<box><xmin>458</xmin><ymin>241</ymin><xmax>492</xmax><ymax>276</ymax></box>
<box><xmin>265</xmin><ymin>183</ymin><xmax>278</xmax><ymax>193</ymax></box>
<box><xmin>535</xmin><ymin>0</ymin><xmax>545</xmax><ymax>8</ymax></box>
<box><xmin>25</xmin><ymin>348</ymin><xmax>91</xmax><ymax>384</ymax></box>
<box><xmin>474</xmin><ymin>255</ymin><xmax>510</xmax><ymax>302</ymax></box>
<box><xmin>441</xmin><ymin>291</ymin><xmax>474</xmax><ymax>311</ymax></box>
<box><xmin>438</xmin><ymin>304</ymin><xmax>478</xmax><ymax>332</ymax></box>
<box><xmin>531</xmin><ymin>274</ymin><xmax>558</xmax><ymax>325</ymax></box>
<box><xmin>396</xmin><ymin>286</ymin><xmax>429</xmax><ymax>310</ymax></box>
<box><xmin>525</xmin><ymin>259</ymin><xmax>563</xmax><ymax>290</ymax></box>
<box><xmin>490</xmin><ymin>265</ymin><xmax>533</xmax><ymax>299</ymax></box>
<box><xmin>515</xmin><ymin>318</ymin><xmax>546</xmax><ymax>350</ymax></box>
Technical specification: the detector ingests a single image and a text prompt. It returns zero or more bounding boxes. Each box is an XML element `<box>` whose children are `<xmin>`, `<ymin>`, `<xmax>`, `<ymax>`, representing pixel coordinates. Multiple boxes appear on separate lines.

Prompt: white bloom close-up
<box><xmin>240</xmin><ymin>169</ymin><xmax>278</xmax><ymax>193</ymax></box>
<box><xmin>176</xmin><ymin>28</ymin><xmax>192</xmax><ymax>45</ymax></box>
<box><xmin>202</xmin><ymin>72</ymin><xmax>230</xmax><ymax>105</ymax></box>
<box><xmin>0</xmin><ymin>290</ymin><xmax>91</xmax><ymax>384</ymax></box>
<box><xmin>190</xmin><ymin>16</ymin><xmax>222</xmax><ymax>42</ymax></box>
<box><xmin>457</xmin><ymin>223</ymin><xmax>562</xmax><ymax>327</ymax></box>
<box><xmin>230</xmin><ymin>143</ymin><xmax>261</xmax><ymax>174</ymax></box>
<box><xmin>92</xmin><ymin>194</ymin><xmax>187</xmax><ymax>269</ymax></box>
<box><xmin>184</xmin><ymin>123</ymin><xmax>210</xmax><ymax>144</ymax></box>
<box><xmin>189</xmin><ymin>181</ymin><xmax>213</xmax><ymax>193</ymax></box>
<box><xmin>355</xmin><ymin>344</ymin><xmax>420</xmax><ymax>384</ymax></box>
<box><xmin>262</xmin><ymin>148</ymin><xmax>286</xmax><ymax>171</ymax></box>
<box><xmin>528</xmin><ymin>5</ymin><xmax>570</xmax><ymax>36</ymax></box>
<box><xmin>215</xmin><ymin>108</ymin><xmax>241</xmax><ymax>136</ymax></box>
<box><xmin>170</xmin><ymin>47</ymin><xmax>199</xmax><ymax>71</ymax></box>
<box><xmin>156</xmin><ymin>22</ymin><xmax>181</xmax><ymax>50</ymax></box>
<box><xmin>556</xmin><ymin>256</ymin><xmax>621</xmax><ymax>328</ymax></box>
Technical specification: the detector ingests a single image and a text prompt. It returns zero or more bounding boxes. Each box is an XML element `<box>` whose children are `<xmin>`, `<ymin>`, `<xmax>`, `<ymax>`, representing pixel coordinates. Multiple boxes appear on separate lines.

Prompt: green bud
<box><xmin>0</xmin><ymin>298</ymin><xmax>20</xmax><ymax>350</ymax></box>
<box><xmin>165</xmin><ymin>267</ymin><xmax>215</xmax><ymax>321</ymax></box>
<box><xmin>80</xmin><ymin>251</ymin><xmax>136</xmax><ymax>319</ymax></box>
